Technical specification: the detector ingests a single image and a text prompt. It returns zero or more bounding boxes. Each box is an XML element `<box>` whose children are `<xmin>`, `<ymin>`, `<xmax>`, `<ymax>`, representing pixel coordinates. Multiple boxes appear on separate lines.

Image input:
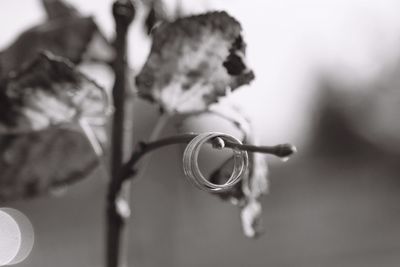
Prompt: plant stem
<box><xmin>120</xmin><ymin>133</ymin><xmax>297</xmax><ymax>181</ymax></box>
<box><xmin>107</xmin><ymin>1</ymin><xmax>135</xmax><ymax>267</ymax></box>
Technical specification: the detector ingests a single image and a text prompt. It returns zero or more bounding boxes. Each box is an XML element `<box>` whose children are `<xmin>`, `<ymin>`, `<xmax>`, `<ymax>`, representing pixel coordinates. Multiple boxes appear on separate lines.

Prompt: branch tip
<box><xmin>112</xmin><ymin>0</ymin><xmax>135</xmax><ymax>26</ymax></box>
<box><xmin>275</xmin><ymin>143</ymin><xmax>297</xmax><ymax>159</ymax></box>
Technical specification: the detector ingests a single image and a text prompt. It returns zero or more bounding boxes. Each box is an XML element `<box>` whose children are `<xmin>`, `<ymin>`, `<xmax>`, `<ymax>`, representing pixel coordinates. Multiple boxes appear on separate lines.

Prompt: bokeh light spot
<box><xmin>0</xmin><ymin>208</ymin><xmax>34</xmax><ymax>266</ymax></box>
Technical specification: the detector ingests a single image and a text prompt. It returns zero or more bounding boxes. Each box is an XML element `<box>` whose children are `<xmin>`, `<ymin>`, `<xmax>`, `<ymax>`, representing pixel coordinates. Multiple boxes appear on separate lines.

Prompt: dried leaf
<box><xmin>208</xmin><ymin>104</ymin><xmax>268</xmax><ymax>238</ymax></box>
<box><xmin>240</xmin><ymin>199</ymin><xmax>262</xmax><ymax>238</ymax></box>
<box><xmin>0</xmin><ymin>1</ymin><xmax>114</xmax><ymax>78</ymax></box>
<box><xmin>0</xmin><ymin>127</ymin><xmax>99</xmax><ymax>202</ymax></box>
<box><xmin>0</xmin><ymin>52</ymin><xmax>110</xmax><ymax>201</ymax></box>
<box><xmin>0</xmin><ymin>52</ymin><xmax>110</xmax><ymax>133</ymax></box>
<box><xmin>136</xmin><ymin>11</ymin><xmax>254</xmax><ymax>114</ymax></box>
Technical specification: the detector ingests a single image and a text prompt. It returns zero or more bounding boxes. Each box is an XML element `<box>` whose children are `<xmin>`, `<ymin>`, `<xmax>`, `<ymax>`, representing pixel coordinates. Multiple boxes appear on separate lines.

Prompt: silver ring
<box><xmin>183</xmin><ymin>132</ymin><xmax>248</xmax><ymax>192</ymax></box>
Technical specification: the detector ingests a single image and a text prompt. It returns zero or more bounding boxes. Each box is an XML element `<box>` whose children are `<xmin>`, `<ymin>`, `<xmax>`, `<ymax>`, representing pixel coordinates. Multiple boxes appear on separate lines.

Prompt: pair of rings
<box><xmin>183</xmin><ymin>132</ymin><xmax>248</xmax><ymax>192</ymax></box>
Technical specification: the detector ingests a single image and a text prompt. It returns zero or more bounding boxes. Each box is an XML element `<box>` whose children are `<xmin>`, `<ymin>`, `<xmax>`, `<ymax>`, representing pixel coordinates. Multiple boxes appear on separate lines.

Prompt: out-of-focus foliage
<box><xmin>0</xmin><ymin>52</ymin><xmax>110</xmax><ymax>133</ymax></box>
<box><xmin>0</xmin><ymin>52</ymin><xmax>110</xmax><ymax>201</ymax></box>
<box><xmin>0</xmin><ymin>127</ymin><xmax>98</xmax><ymax>202</ymax></box>
<box><xmin>0</xmin><ymin>0</ymin><xmax>113</xmax><ymax>79</ymax></box>
<box><xmin>136</xmin><ymin>11</ymin><xmax>254</xmax><ymax>114</ymax></box>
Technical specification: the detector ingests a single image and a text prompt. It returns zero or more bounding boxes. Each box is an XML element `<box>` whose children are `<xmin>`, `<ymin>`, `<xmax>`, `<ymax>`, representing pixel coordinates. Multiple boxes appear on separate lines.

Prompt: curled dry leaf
<box><xmin>0</xmin><ymin>52</ymin><xmax>110</xmax><ymax>201</ymax></box>
<box><xmin>208</xmin><ymin>104</ymin><xmax>268</xmax><ymax>238</ymax></box>
<box><xmin>0</xmin><ymin>0</ymin><xmax>114</xmax><ymax>78</ymax></box>
<box><xmin>136</xmin><ymin>11</ymin><xmax>255</xmax><ymax>114</ymax></box>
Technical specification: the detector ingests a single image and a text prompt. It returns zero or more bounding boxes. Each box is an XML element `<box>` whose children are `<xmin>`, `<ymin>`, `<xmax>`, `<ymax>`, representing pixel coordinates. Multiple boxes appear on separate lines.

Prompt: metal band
<box><xmin>183</xmin><ymin>132</ymin><xmax>248</xmax><ymax>192</ymax></box>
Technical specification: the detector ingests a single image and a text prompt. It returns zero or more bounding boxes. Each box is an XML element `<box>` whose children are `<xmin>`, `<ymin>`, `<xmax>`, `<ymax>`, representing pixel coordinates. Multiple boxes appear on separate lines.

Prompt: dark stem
<box><xmin>106</xmin><ymin>1</ymin><xmax>135</xmax><ymax>267</ymax></box>
<box><xmin>120</xmin><ymin>133</ymin><xmax>297</xmax><ymax>181</ymax></box>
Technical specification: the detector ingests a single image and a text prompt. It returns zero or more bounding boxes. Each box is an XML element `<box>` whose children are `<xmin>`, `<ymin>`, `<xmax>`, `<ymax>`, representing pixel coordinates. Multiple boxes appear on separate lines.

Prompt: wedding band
<box><xmin>183</xmin><ymin>132</ymin><xmax>248</xmax><ymax>192</ymax></box>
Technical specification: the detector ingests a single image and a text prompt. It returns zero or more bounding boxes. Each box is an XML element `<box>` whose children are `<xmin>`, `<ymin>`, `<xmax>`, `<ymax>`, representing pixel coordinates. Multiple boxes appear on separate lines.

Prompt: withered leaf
<box><xmin>0</xmin><ymin>52</ymin><xmax>110</xmax><ymax>133</ymax></box>
<box><xmin>0</xmin><ymin>52</ymin><xmax>110</xmax><ymax>201</ymax></box>
<box><xmin>136</xmin><ymin>11</ymin><xmax>255</xmax><ymax>114</ymax></box>
<box><xmin>208</xmin><ymin>104</ymin><xmax>268</xmax><ymax>238</ymax></box>
<box><xmin>0</xmin><ymin>0</ymin><xmax>114</xmax><ymax>78</ymax></box>
<box><xmin>0</xmin><ymin>127</ymin><xmax>99</xmax><ymax>202</ymax></box>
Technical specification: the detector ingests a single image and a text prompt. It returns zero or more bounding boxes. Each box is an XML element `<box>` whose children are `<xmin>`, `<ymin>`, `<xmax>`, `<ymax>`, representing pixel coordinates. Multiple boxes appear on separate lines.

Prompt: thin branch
<box><xmin>120</xmin><ymin>133</ymin><xmax>297</xmax><ymax>181</ymax></box>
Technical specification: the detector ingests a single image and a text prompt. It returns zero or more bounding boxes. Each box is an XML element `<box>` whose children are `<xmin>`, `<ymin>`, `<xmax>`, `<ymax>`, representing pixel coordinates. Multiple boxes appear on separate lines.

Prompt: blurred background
<box><xmin>1</xmin><ymin>0</ymin><xmax>400</xmax><ymax>266</ymax></box>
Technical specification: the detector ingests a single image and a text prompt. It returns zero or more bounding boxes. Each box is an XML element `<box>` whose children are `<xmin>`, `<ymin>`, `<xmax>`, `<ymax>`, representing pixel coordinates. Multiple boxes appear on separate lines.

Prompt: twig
<box><xmin>106</xmin><ymin>1</ymin><xmax>135</xmax><ymax>267</ymax></box>
<box><xmin>120</xmin><ymin>133</ymin><xmax>297</xmax><ymax>181</ymax></box>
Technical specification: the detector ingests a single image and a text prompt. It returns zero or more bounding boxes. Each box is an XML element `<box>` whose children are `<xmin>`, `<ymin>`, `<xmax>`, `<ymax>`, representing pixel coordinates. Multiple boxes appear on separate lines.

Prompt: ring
<box><xmin>183</xmin><ymin>132</ymin><xmax>248</xmax><ymax>192</ymax></box>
